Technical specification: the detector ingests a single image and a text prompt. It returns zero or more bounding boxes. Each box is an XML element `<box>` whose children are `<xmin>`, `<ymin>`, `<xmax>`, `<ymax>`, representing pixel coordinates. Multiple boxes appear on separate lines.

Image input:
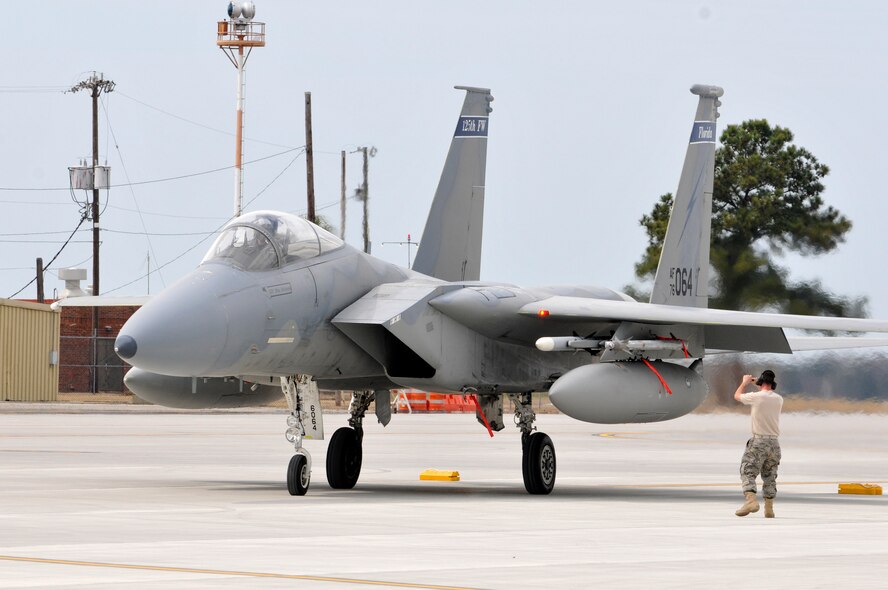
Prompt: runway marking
<box><xmin>0</xmin><ymin>449</ymin><xmax>98</xmax><ymax>454</ymax></box>
<box><xmin>607</xmin><ymin>480</ymin><xmax>887</xmax><ymax>489</ymax></box>
<box><xmin>594</xmin><ymin>432</ymin><xmax>651</xmax><ymax>438</ymax></box>
<box><xmin>0</xmin><ymin>555</ymin><xmax>480</xmax><ymax>590</ymax></box>
<box><xmin>0</xmin><ymin>432</ymin><xmax>271</xmax><ymax>439</ymax></box>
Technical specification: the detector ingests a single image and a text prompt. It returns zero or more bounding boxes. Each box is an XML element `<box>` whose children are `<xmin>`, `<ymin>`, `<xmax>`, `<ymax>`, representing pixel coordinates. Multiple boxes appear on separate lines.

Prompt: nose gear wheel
<box><xmin>287</xmin><ymin>453</ymin><xmax>310</xmax><ymax>496</ymax></box>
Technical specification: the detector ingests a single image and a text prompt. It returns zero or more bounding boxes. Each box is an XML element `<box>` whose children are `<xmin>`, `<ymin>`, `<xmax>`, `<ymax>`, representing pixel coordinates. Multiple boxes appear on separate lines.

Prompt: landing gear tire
<box><xmin>326</xmin><ymin>427</ymin><xmax>363</xmax><ymax>489</ymax></box>
<box><xmin>287</xmin><ymin>454</ymin><xmax>310</xmax><ymax>496</ymax></box>
<box><xmin>522</xmin><ymin>432</ymin><xmax>556</xmax><ymax>495</ymax></box>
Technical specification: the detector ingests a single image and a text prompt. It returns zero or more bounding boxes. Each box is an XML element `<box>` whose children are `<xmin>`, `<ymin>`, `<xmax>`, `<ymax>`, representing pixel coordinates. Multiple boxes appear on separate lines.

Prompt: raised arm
<box><xmin>734</xmin><ymin>375</ymin><xmax>756</xmax><ymax>402</ymax></box>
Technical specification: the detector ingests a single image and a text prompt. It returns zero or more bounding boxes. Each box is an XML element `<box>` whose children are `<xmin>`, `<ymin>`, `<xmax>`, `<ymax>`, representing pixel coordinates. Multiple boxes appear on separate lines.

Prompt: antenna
<box><xmin>217</xmin><ymin>2</ymin><xmax>266</xmax><ymax>217</ymax></box>
<box><xmin>382</xmin><ymin>234</ymin><xmax>418</xmax><ymax>269</ymax></box>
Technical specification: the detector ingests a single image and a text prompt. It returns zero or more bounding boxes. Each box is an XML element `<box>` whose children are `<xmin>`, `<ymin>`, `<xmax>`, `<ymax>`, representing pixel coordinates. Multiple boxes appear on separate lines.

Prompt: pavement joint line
<box><xmin>0</xmin><ymin>555</ymin><xmax>482</xmax><ymax>590</ymax></box>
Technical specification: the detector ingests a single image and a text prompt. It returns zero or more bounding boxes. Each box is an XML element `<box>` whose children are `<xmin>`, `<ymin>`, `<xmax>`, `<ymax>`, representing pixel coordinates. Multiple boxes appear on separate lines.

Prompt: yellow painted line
<box><xmin>0</xmin><ymin>555</ymin><xmax>480</xmax><ymax>590</ymax></box>
<box><xmin>0</xmin><ymin>432</ymin><xmax>271</xmax><ymax>439</ymax></box>
<box><xmin>607</xmin><ymin>481</ymin><xmax>888</xmax><ymax>489</ymax></box>
<box><xmin>594</xmin><ymin>432</ymin><xmax>651</xmax><ymax>438</ymax></box>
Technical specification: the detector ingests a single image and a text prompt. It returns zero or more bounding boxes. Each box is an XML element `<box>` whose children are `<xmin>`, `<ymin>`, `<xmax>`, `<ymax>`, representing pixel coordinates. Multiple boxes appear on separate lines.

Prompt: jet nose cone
<box><xmin>114</xmin><ymin>335</ymin><xmax>138</xmax><ymax>360</ymax></box>
<box><xmin>117</xmin><ymin>269</ymin><xmax>235</xmax><ymax>376</ymax></box>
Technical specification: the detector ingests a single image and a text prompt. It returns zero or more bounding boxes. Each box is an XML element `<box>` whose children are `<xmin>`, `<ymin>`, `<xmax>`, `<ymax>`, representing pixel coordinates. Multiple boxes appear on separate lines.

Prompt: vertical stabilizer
<box><xmin>413</xmin><ymin>86</ymin><xmax>493</xmax><ymax>281</ymax></box>
<box><xmin>650</xmin><ymin>84</ymin><xmax>723</xmax><ymax>308</ymax></box>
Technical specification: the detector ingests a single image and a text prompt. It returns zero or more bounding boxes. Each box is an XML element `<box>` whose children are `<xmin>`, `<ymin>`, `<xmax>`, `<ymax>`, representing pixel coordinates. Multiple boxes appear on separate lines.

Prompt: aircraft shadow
<box><xmin>199</xmin><ymin>480</ymin><xmax>885</xmax><ymax>506</ymax></box>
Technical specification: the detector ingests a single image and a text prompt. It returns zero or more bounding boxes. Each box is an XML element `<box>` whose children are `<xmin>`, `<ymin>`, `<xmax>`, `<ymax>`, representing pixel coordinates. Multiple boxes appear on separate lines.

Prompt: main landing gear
<box><xmin>509</xmin><ymin>393</ymin><xmax>556</xmax><ymax>495</ymax></box>
<box><xmin>326</xmin><ymin>391</ymin><xmax>373</xmax><ymax>489</ymax></box>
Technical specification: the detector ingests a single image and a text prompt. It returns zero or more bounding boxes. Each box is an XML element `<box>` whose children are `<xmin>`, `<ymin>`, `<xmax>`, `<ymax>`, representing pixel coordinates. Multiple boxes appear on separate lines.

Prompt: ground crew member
<box><xmin>733</xmin><ymin>370</ymin><xmax>783</xmax><ymax>518</ymax></box>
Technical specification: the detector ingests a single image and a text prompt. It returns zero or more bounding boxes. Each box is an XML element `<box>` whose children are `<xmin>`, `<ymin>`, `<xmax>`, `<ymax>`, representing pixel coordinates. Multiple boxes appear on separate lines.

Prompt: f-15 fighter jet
<box><xmin>105</xmin><ymin>85</ymin><xmax>888</xmax><ymax>496</ymax></box>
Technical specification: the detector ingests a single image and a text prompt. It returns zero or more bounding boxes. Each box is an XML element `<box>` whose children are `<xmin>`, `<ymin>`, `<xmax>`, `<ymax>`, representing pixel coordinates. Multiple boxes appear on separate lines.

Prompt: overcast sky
<box><xmin>3</xmin><ymin>1</ymin><xmax>887</xmax><ymax>318</ymax></box>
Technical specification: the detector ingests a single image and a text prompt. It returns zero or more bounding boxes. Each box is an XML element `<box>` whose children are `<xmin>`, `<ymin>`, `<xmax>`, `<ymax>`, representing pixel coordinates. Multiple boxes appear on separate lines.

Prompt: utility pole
<box><xmin>351</xmin><ymin>146</ymin><xmax>375</xmax><ymax>253</ymax></box>
<box><xmin>340</xmin><ymin>150</ymin><xmax>346</xmax><ymax>239</ymax></box>
<box><xmin>361</xmin><ymin>147</ymin><xmax>369</xmax><ymax>253</ymax></box>
<box><xmin>70</xmin><ymin>72</ymin><xmax>114</xmax><ymax>297</ymax></box>
<box><xmin>304</xmin><ymin>91</ymin><xmax>316</xmax><ymax>223</ymax></box>
<box><xmin>70</xmin><ymin>72</ymin><xmax>115</xmax><ymax>394</ymax></box>
<box><xmin>36</xmin><ymin>258</ymin><xmax>44</xmax><ymax>303</ymax></box>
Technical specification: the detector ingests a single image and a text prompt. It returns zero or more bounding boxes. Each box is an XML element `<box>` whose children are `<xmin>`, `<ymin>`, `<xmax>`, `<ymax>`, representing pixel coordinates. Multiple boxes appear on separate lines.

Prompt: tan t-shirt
<box><xmin>739</xmin><ymin>390</ymin><xmax>783</xmax><ymax>436</ymax></box>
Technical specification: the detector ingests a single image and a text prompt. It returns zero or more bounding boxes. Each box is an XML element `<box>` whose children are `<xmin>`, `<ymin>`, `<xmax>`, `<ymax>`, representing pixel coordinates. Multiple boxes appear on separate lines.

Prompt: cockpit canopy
<box><xmin>201</xmin><ymin>211</ymin><xmax>343</xmax><ymax>271</ymax></box>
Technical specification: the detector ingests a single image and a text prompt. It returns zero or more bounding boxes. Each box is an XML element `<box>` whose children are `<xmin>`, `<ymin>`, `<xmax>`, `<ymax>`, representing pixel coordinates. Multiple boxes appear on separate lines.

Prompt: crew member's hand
<box><xmin>742</xmin><ymin>374</ymin><xmax>756</xmax><ymax>385</ymax></box>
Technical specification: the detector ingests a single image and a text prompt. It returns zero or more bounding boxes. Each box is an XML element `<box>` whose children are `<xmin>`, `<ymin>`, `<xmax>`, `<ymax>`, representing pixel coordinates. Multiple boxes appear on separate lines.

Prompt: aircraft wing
<box><xmin>520</xmin><ymin>296</ymin><xmax>888</xmax><ymax>333</ymax></box>
<box><xmin>702</xmin><ymin>337</ymin><xmax>888</xmax><ymax>354</ymax></box>
<box><xmin>786</xmin><ymin>336</ymin><xmax>888</xmax><ymax>352</ymax></box>
<box><xmin>515</xmin><ymin>296</ymin><xmax>888</xmax><ymax>356</ymax></box>
<box><xmin>50</xmin><ymin>296</ymin><xmax>150</xmax><ymax>310</ymax></box>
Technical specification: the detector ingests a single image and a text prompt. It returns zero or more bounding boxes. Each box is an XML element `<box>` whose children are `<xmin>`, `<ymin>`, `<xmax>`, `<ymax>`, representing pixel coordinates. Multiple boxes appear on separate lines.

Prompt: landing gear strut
<box><xmin>509</xmin><ymin>392</ymin><xmax>556</xmax><ymax>495</ymax></box>
<box><xmin>326</xmin><ymin>391</ymin><xmax>373</xmax><ymax>489</ymax></box>
<box><xmin>282</xmin><ymin>375</ymin><xmax>313</xmax><ymax>496</ymax></box>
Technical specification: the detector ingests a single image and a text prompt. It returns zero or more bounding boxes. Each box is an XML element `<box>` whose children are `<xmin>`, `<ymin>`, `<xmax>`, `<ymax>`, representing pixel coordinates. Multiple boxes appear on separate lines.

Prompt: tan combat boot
<box><xmin>735</xmin><ymin>492</ymin><xmax>760</xmax><ymax>517</ymax></box>
<box><xmin>764</xmin><ymin>498</ymin><xmax>775</xmax><ymax>518</ymax></box>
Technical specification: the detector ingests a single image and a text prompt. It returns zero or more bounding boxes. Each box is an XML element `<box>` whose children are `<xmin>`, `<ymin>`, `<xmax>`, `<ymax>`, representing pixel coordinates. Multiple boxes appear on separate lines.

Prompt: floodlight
<box><xmin>227</xmin><ymin>1</ymin><xmax>242</xmax><ymax>19</ymax></box>
<box><xmin>241</xmin><ymin>2</ymin><xmax>256</xmax><ymax>20</ymax></box>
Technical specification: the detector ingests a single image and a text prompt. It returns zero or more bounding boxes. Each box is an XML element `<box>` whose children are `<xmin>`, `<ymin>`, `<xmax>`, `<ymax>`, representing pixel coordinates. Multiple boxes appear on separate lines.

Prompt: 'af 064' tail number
<box><xmin>669</xmin><ymin>267</ymin><xmax>698</xmax><ymax>297</ymax></box>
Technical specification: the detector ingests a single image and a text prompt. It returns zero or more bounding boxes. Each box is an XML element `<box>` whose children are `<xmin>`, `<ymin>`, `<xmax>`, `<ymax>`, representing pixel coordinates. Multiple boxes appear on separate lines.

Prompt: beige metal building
<box><xmin>0</xmin><ymin>299</ymin><xmax>59</xmax><ymax>401</ymax></box>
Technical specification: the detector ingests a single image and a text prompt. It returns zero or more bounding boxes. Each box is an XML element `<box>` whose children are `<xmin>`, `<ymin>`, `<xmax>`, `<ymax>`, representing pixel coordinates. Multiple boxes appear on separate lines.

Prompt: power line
<box><xmin>0</xmin><ymin>84</ymin><xmax>67</xmax><ymax>89</ymax></box>
<box><xmin>100</xmin><ymin>94</ymin><xmax>166</xmax><ymax>289</ymax></box>
<box><xmin>0</xmin><ymin>147</ymin><xmax>304</xmax><ymax>192</ymax></box>
<box><xmin>44</xmin><ymin>255</ymin><xmax>93</xmax><ymax>277</ymax></box>
<box><xmin>0</xmin><ymin>239</ymin><xmax>93</xmax><ymax>244</ymax></box>
<box><xmin>0</xmin><ymin>199</ymin><xmax>75</xmax><ymax>205</ymax></box>
<box><xmin>102</xmin><ymin>228</ymin><xmax>216</xmax><ymax>237</ymax></box>
<box><xmin>242</xmin><ymin>150</ymin><xmax>306</xmax><ymax>210</ymax></box>
<box><xmin>7</xmin><ymin>217</ymin><xmax>87</xmax><ymax>298</ymax></box>
<box><xmin>116</xmin><ymin>91</ymin><xmax>296</xmax><ymax>149</ymax></box>
<box><xmin>0</xmin><ymin>229</ymin><xmax>90</xmax><ymax>237</ymax></box>
<box><xmin>105</xmin><ymin>204</ymin><xmax>230</xmax><ymax>220</ymax></box>
<box><xmin>0</xmin><ymin>86</ymin><xmax>67</xmax><ymax>94</ymax></box>
<box><xmin>104</xmin><ymin>149</ymin><xmax>305</xmax><ymax>295</ymax></box>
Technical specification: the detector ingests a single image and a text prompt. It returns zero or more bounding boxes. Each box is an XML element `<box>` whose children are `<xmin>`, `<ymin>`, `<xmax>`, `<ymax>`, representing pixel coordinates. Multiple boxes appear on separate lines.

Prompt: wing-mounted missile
<box><xmin>124</xmin><ymin>368</ymin><xmax>283</xmax><ymax>409</ymax></box>
<box><xmin>599</xmin><ymin>322</ymin><xmax>703</xmax><ymax>362</ymax></box>
<box><xmin>535</xmin><ymin>326</ymin><xmax>701</xmax><ymax>360</ymax></box>
<box><xmin>548</xmin><ymin>361</ymin><xmax>708</xmax><ymax>424</ymax></box>
<box><xmin>535</xmin><ymin>337</ymin><xmax>602</xmax><ymax>352</ymax></box>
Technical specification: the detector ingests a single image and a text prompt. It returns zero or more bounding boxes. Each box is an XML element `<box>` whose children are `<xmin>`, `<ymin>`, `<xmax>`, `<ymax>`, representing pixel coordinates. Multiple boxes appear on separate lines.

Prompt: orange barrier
<box><xmin>395</xmin><ymin>390</ymin><xmax>476</xmax><ymax>413</ymax></box>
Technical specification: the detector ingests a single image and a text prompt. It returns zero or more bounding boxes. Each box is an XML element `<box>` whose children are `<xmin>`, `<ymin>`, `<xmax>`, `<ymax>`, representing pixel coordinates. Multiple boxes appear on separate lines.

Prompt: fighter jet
<box><xmin>102</xmin><ymin>85</ymin><xmax>888</xmax><ymax>496</ymax></box>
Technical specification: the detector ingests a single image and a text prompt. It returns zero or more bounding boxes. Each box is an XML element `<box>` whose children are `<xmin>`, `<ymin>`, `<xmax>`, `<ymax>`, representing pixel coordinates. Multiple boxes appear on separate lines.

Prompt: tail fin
<box><xmin>412</xmin><ymin>86</ymin><xmax>493</xmax><ymax>281</ymax></box>
<box><xmin>649</xmin><ymin>84</ymin><xmax>723</xmax><ymax>308</ymax></box>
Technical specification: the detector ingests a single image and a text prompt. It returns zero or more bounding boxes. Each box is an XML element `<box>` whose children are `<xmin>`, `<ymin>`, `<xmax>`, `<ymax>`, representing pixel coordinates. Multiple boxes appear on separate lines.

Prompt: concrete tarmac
<box><xmin>0</xmin><ymin>407</ymin><xmax>886</xmax><ymax>589</ymax></box>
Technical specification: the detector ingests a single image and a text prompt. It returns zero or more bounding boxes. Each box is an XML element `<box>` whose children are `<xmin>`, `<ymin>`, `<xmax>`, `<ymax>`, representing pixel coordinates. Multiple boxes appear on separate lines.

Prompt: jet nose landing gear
<box><xmin>281</xmin><ymin>375</ymin><xmax>323</xmax><ymax>496</ymax></box>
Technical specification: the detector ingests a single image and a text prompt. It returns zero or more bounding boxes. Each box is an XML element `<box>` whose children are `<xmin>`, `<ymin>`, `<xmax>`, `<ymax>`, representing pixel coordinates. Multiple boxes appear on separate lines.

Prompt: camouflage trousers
<box><xmin>740</xmin><ymin>437</ymin><xmax>781</xmax><ymax>499</ymax></box>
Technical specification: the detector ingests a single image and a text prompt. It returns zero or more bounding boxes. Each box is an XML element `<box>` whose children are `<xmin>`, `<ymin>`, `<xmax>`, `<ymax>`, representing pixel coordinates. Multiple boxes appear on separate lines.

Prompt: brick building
<box><xmin>57</xmin><ymin>306</ymin><xmax>139</xmax><ymax>392</ymax></box>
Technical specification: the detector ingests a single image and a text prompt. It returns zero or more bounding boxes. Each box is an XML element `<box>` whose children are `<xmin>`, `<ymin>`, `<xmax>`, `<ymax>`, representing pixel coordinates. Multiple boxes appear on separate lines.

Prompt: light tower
<box><xmin>217</xmin><ymin>1</ymin><xmax>265</xmax><ymax>217</ymax></box>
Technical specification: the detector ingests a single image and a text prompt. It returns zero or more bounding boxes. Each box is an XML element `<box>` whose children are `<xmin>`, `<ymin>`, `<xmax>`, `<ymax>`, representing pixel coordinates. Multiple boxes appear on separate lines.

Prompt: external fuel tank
<box><xmin>548</xmin><ymin>361</ymin><xmax>708</xmax><ymax>424</ymax></box>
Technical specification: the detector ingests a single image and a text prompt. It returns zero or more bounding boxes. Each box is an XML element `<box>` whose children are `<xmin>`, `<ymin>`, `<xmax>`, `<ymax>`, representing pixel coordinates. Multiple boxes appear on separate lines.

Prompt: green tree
<box><xmin>634</xmin><ymin>119</ymin><xmax>866</xmax><ymax>316</ymax></box>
